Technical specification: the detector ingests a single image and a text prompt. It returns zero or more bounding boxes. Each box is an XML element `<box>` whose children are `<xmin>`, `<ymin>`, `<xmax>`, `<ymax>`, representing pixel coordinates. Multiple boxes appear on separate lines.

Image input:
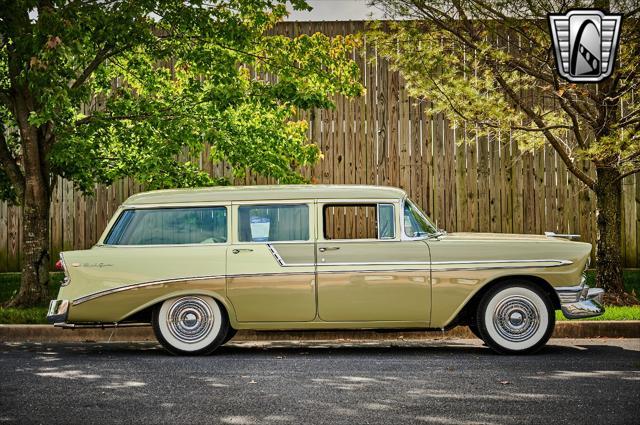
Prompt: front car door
<box><xmin>226</xmin><ymin>201</ymin><xmax>317</xmax><ymax>322</ymax></box>
<box><xmin>316</xmin><ymin>200</ymin><xmax>431</xmax><ymax>323</ymax></box>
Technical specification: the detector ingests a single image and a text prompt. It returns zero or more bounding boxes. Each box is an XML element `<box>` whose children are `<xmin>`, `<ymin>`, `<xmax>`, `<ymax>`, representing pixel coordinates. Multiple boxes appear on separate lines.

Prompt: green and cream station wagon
<box><xmin>47</xmin><ymin>185</ymin><xmax>604</xmax><ymax>355</ymax></box>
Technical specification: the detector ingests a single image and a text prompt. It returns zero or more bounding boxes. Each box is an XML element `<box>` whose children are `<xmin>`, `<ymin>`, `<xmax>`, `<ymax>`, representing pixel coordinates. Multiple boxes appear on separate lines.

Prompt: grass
<box><xmin>556</xmin><ymin>306</ymin><xmax>640</xmax><ymax>321</ymax></box>
<box><xmin>0</xmin><ymin>271</ymin><xmax>639</xmax><ymax>325</ymax></box>
<box><xmin>0</xmin><ymin>272</ymin><xmax>64</xmax><ymax>325</ymax></box>
<box><xmin>583</xmin><ymin>269</ymin><xmax>640</xmax><ymax>298</ymax></box>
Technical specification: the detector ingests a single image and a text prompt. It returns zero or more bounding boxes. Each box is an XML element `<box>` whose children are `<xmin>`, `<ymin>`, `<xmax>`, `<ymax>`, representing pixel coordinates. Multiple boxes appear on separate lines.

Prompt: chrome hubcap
<box><xmin>493</xmin><ymin>296</ymin><xmax>540</xmax><ymax>342</ymax></box>
<box><xmin>166</xmin><ymin>297</ymin><xmax>214</xmax><ymax>343</ymax></box>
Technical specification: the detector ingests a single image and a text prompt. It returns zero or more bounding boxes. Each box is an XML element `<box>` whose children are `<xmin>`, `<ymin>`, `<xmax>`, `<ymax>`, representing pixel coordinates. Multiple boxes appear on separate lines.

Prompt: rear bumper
<box><xmin>47</xmin><ymin>299</ymin><xmax>69</xmax><ymax>324</ymax></box>
<box><xmin>556</xmin><ymin>285</ymin><xmax>605</xmax><ymax>319</ymax></box>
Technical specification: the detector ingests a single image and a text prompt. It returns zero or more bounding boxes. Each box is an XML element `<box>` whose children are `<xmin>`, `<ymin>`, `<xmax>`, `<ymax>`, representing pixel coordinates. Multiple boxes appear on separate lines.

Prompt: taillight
<box><xmin>55</xmin><ymin>259</ymin><xmax>64</xmax><ymax>271</ymax></box>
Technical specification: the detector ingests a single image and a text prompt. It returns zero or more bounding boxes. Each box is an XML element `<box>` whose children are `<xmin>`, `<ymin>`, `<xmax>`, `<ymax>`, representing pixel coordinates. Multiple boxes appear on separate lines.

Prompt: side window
<box><xmin>403</xmin><ymin>200</ymin><xmax>436</xmax><ymax>237</ymax></box>
<box><xmin>323</xmin><ymin>203</ymin><xmax>395</xmax><ymax>240</ymax></box>
<box><xmin>104</xmin><ymin>207</ymin><xmax>228</xmax><ymax>245</ymax></box>
<box><xmin>238</xmin><ymin>204</ymin><xmax>309</xmax><ymax>242</ymax></box>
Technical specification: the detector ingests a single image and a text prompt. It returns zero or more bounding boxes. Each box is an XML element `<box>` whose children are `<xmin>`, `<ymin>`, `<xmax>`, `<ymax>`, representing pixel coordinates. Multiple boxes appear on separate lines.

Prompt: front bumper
<box><xmin>556</xmin><ymin>285</ymin><xmax>605</xmax><ymax>319</ymax></box>
<box><xmin>47</xmin><ymin>299</ymin><xmax>69</xmax><ymax>324</ymax></box>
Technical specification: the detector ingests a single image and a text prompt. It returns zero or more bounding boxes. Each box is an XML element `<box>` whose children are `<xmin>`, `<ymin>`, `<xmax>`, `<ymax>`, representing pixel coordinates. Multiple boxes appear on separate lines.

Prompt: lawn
<box><xmin>0</xmin><ymin>273</ymin><xmax>63</xmax><ymax>324</ymax></box>
<box><xmin>555</xmin><ymin>306</ymin><xmax>640</xmax><ymax>321</ymax></box>
<box><xmin>0</xmin><ymin>271</ymin><xmax>638</xmax><ymax>324</ymax></box>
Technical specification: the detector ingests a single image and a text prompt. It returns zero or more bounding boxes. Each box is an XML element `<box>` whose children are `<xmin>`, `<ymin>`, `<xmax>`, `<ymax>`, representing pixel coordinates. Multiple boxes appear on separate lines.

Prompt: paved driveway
<box><xmin>1</xmin><ymin>339</ymin><xmax>639</xmax><ymax>424</ymax></box>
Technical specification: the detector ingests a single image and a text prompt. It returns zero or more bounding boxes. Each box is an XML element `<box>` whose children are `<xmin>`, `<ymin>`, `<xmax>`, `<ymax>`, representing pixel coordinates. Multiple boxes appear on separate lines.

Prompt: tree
<box><xmin>368</xmin><ymin>0</ymin><xmax>639</xmax><ymax>301</ymax></box>
<box><xmin>0</xmin><ymin>0</ymin><xmax>363</xmax><ymax>307</ymax></box>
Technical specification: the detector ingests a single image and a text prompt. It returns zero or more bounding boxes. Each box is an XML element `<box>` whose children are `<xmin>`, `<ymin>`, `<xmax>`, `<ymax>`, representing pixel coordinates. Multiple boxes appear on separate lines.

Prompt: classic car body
<box><xmin>48</xmin><ymin>185</ymin><xmax>604</xmax><ymax>354</ymax></box>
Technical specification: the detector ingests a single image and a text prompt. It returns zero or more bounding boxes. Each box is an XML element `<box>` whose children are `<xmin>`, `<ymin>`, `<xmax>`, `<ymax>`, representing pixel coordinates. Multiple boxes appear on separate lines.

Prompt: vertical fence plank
<box><xmin>0</xmin><ymin>201</ymin><xmax>7</xmax><ymax>272</ymax></box>
<box><xmin>623</xmin><ymin>174</ymin><xmax>637</xmax><ymax>267</ymax></box>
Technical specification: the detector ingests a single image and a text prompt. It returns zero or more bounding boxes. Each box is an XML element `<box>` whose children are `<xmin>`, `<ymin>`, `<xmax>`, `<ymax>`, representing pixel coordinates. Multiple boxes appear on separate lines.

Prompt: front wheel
<box><xmin>152</xmin><ymin>295</ymin><xmax>229</xmax><ymax>356</ymax></box>
<box><xmin>476</xmin><ymin>281</ymin><xmax>555</xmax><ymax>355</ymax></box>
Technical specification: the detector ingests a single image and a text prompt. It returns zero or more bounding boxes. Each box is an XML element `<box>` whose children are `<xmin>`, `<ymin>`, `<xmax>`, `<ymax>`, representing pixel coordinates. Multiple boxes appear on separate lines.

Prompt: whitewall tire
<box><xmin>152</xmin><ymin>295</ymin><xmax>228</xmax><ymax>356</ymax></box>
<box><xmin>476</xmin><ymin>281</ymin><xmax>555</xmax><ymax>354</ymax></box>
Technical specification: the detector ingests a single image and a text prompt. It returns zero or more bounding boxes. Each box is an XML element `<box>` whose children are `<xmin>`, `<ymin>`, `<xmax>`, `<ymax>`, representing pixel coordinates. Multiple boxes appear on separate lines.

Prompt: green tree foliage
<box><xmin>1</xmin><ymin>0</ymin><xmax>362</xmax><ymax>194</ymax></box>
<box><xmin>0</xmin><ymin>0</ymin><xmax>363</xmax><ymax>307</ymax></box>
<box><xmin>368</xmin><ymin>0</ymin><xmax>639</xmax><ymax>299</ymax></box>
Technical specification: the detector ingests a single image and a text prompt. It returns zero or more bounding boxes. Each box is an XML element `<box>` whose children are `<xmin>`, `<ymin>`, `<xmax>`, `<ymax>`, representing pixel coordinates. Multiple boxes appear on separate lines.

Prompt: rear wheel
<box><xmin>222</xmin><ymin>328</ymin><xmax>238</xmax><ymax>345</ymax></box>
<box><xmin>476</xmin><ymin>281</ymin><xmax>555</xmax><ymax>354</ymax></box>
<box><xmin>152</xmin><ymin>295</ymin><xmax>228</xmax><ymax>356</ymax></box>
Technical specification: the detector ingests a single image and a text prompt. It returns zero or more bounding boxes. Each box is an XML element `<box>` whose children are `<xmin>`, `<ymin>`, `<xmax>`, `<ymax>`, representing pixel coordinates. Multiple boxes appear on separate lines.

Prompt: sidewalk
<box><xmin>1</xmin><ymin>321</ymin><xmax>638</xmax><ymax>343</ymax></box>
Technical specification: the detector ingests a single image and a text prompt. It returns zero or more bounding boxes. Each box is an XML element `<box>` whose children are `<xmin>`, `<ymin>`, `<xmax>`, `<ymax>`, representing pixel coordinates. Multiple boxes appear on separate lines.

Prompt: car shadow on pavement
<box><xmin>3</xmin><ymin>339</ymin><xmax>638</xmax><ymax>358</ymax></box>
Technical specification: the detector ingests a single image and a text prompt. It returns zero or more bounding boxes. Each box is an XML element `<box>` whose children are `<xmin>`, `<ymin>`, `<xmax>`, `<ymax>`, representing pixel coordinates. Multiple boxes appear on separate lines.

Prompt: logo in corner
<box><xmin>548</xmin><ymin>9</ymin><xmax>622</xmax><ymax>83</ymax></box>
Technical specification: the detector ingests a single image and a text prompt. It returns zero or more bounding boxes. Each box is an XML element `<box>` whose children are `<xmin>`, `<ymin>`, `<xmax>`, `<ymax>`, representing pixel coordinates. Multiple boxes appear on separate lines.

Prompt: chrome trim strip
<box><xmin>72</xmin><ymin>275</ymin><xmax>225</xmax><ymax>306</ymax></box>
<box><xmin>230</xmin><ymin>271</ymin><xmax>316</xmax><ymax>278</ymax></box>
<box><xmin>432</xmin><ymin>259</ymin><xmax>572</xmax><ymax>266</ymax></box>
<box><xmin>317</xmin><ymin>269</ymin><xmax>428</xmax><ymax>275</ymax></box>
<box><xmin>545</xmin><ymin>231</ymin><xmax>581</xmax><ymax>240</ymax></box>
<box><xmin>72</xmin><ymin>259</ymin><xmax>572</xmax><ymax>306</ymax></box>
<box><xmin>266</xmin><ymin>243</ymin><xmax>285</xmax><ymax>266</ymax></box>
<box><xmin>318</xmin><ymin>261</ymin><xmax>429</xmax><ymax>266</ymax></box>
<box><xmin>316</xmin><ymin>259</ymin><xmax>571</xmax><ymax>267</ymax></box>
<box><xmin>71</xmin><ymin>272</ymin><xmax>317</xmax><ymax>306</ymax></box>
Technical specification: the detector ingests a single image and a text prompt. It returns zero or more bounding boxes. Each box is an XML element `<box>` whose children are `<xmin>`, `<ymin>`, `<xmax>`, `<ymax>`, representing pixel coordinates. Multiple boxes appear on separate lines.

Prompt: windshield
<box><xmin>403</xmin><ymin>199</ymin><xmax>438</xmax><ymax>237</ymax></box>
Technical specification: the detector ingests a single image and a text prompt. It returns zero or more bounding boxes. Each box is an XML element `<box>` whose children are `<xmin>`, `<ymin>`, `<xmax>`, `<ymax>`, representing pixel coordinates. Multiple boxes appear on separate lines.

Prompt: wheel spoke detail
<box><xmin>166</xmin><ymin>297</ymin><xmax>215</xmax><ymax>344</ymax></box>
<box><xmin>492</xmin><ymin>295</ymin><xmax>540</xmax><ymax>343</ymax></box>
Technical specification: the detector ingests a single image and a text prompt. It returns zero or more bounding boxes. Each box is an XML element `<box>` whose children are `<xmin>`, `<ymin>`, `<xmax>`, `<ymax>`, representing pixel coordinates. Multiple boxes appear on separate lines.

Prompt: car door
<box><xmin>226</xmin><ymin>201</ymin><xmax>317</xmax><ymax>322</ymax></box>
<box><xmin>316</xmin><ymin>200</ymin><xmax>431</xmax><ymax>323</ymax></box>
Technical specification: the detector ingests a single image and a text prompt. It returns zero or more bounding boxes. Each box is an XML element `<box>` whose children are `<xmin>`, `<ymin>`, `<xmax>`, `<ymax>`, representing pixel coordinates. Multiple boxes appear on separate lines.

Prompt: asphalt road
<box><xmin>1</xmin><ymin>338</ymin><xmax>639</xmax><ymax>425</ymax></box>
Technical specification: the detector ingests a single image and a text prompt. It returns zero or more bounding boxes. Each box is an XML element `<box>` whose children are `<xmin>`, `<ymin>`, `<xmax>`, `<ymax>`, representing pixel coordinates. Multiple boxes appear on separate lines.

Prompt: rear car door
<box><xmin>226</xmin><ymin>201</ymin><xmax>317</xmax><ymax>322</ymax></box>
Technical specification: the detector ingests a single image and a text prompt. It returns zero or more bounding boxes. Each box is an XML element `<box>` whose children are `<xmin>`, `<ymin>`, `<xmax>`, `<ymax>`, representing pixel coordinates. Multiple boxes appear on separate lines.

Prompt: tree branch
<box><xmin>551</xmin><ymin>74</ymin><xmax>588</xmax><ymax>149</ymax></box>
<box><xmin>615</xmin><ymin>168</ymin><xmax>640</xmax><ymax>182</ymax></box>
<box><xmin>492</xmin><ymin>71</ymin><xmax>596</xmax><ymax>189</ymax></box>
<box><xmin>70</xmin><ymin>44</ymin><xmax>127</xmax><ymax>90</ymax></box>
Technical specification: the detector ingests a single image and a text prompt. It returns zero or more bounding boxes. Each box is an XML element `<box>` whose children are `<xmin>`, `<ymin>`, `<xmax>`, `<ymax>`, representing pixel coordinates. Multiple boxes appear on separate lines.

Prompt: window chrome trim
<box><xmin>235</xmin><ymin>202</ymin><xmax>312</xmax><ymax>243</ymax></box>
<box><xmin>320</xmin><ymin>200</ymin><xmax>400</xmax><ymax>242</ymax></box>
<box><xmin>101</xmin><ymin>204</ymin><xmax>231</xmax><ymax>247</ymax></box>
<box><xmin>400</xmin><ymin>197</ymin><xmax>438</xmax><ymax>241</ymax></box>
<box><xmin>377</xmin><ymin>203</ymin><xmax>396</xmax><ymax>240</ymax></box>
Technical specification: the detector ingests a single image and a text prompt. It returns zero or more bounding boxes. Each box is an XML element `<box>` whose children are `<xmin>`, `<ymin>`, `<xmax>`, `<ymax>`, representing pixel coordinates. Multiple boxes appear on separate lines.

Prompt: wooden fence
<box><xmin>0</xmin><ymin>21</ymin><xmax>638</xmax><ymax>272</ymax></box>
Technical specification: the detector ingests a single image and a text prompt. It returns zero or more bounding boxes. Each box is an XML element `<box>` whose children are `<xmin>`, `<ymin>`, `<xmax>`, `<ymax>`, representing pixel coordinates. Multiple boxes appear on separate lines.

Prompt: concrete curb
<box><xmin>1</xmin><ymin>321</ymin><xmax>638</xmax><ymax>343</ymax></box>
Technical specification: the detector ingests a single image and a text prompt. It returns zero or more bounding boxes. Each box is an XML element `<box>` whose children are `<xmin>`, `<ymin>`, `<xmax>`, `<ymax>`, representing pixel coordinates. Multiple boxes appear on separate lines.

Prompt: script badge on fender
<box><xmin>548</xmin><ymin>9</ymin><xmax>622</xmax><ymax>83</ymax></box>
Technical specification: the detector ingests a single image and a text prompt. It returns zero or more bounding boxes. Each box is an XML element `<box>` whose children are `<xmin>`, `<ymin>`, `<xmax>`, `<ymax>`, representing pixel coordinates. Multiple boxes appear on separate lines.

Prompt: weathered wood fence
<box><xmin>0</xmin><ymin>21</ymin><xmax>638</xmax><ymax>271</ymax></box>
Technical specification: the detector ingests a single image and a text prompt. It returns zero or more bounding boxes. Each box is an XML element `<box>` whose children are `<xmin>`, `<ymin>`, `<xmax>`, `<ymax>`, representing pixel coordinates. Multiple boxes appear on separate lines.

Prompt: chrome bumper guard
<box><xmin>556</xmin><ymin>285</ymin><xmax>605</xmax><ymax>319</ymax></box>
<box><xmin>47</xmin><ymin>299</ymin><xmax>69</xmax><ymax>324</ymax></box>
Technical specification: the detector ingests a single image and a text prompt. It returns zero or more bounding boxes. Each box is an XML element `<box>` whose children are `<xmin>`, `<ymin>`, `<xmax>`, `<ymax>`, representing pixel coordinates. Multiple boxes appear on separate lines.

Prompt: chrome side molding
<box><xmin>545</xmin><ymin>231</ymin><xmax>581</xmax><ymax>240</ymax></box>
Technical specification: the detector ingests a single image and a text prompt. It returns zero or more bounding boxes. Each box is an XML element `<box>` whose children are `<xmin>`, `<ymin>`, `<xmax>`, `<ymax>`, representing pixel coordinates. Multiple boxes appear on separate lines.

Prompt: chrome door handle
<box><xmin>232</xmin><ymin>249</ymin><xmax>254</xmax><ymax>254</ymax></box>
<box><xmin>319</xmin><ymin>247</ymin><xmax>340</xmax><ymax>252</ymax></box>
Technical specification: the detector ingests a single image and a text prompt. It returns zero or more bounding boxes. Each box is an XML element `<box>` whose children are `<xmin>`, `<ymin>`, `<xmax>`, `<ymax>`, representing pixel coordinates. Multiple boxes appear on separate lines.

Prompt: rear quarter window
<box><xmin>104</xmin><ymin>207</ymin><xmax>228</xmax><ymax>245</ymax></box>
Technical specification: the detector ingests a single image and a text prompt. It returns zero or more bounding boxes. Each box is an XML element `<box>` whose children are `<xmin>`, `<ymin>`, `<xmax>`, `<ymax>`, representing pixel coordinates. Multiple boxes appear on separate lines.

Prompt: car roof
<box><xmin>122</xmin><ymin>184</ymin><xmax>407</xmax><ymax>205</ymax></box>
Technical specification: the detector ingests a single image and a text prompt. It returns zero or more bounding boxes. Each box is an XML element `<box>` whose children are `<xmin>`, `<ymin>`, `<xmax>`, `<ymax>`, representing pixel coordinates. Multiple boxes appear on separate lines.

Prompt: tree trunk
<box><xmin>8</xmin><ymin>186</ymin><xmax>51</xmax><ymax>307</ymax></box>
<box><xmin>594</xmin><ymin>166</ymin><xmax>625</xmax><ymax>296</ymax></box>
<box><xmin>6</xmin><ymin>112</ymin><xmax>51</xmax><ymax>307</ymax></box>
